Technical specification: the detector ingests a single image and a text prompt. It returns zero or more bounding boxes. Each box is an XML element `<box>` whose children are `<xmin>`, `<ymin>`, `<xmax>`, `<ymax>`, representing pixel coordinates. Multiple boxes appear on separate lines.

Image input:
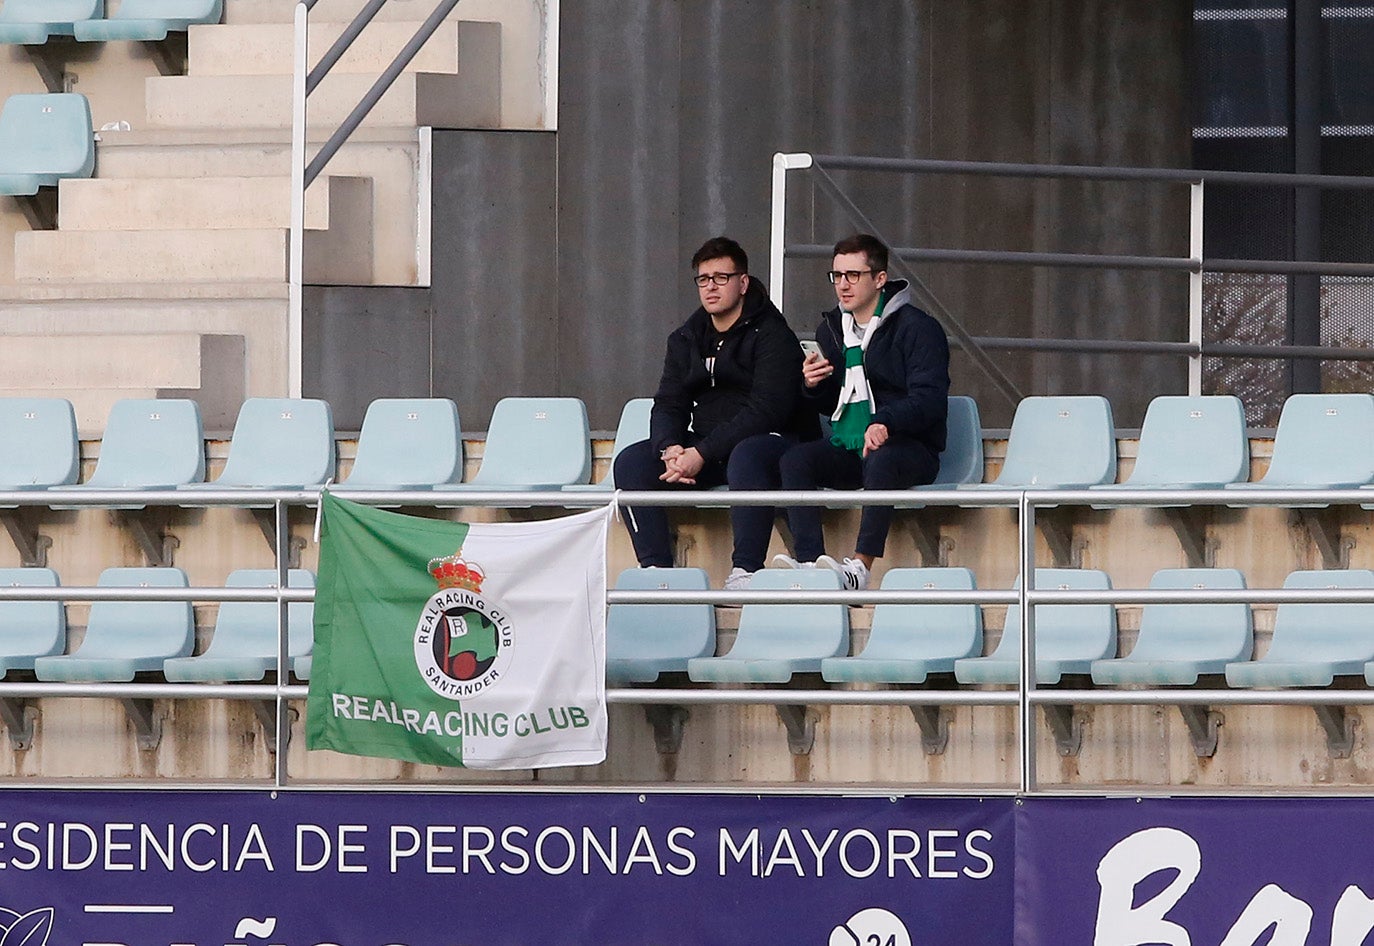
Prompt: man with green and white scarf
<box><xmin>774</xmin><ymin>234</ymin><xmax>950</xmax><ymax>590</ymax></box>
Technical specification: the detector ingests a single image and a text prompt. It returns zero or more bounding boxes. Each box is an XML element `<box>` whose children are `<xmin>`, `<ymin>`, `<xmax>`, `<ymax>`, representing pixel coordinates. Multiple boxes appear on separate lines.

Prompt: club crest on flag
<box><xmin>413</xmin><ymin>549</ymin><xmax>514</xmax><ymax>700</ymax></box>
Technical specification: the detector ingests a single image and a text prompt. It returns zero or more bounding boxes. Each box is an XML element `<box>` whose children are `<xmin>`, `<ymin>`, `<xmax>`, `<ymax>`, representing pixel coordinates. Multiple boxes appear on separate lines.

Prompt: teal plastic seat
<box><xmin>73</xmin><ymin>0</ymin><xmax>220</xmax><ymax>41</ymax></box>
<box><xmin>687</xmin><ymin>568</ymin><xmax>848</xmax><ymax>683</ymax></box>
<box><xmin>565</xmin><ymin>397</ymin><xmax>653</xmax><ymax>492</ymax></box>
<box><xmin>435</xmin><ymin>397</ymin><xmax>591</xmax><ymax>491</ymax></box>
<box><xmin>0</xmin><ymin>0</ymin><xmax>100</xmax><ymax>44</ymax></box>
<box><xmin>34</xmin><ymin>567</ymin><xmax>193</xmax><ymax>682</ymax></box>
<box><xmin>954</xmin><ymin>568</ymin><xmax>1116</xmax><ymax>684</ymax></box>
<box><xmin>958</xmin><ymin>396</ymin><xmax>1116</xmax><ymax>496</ymax></box>
<box><xmin>182</xmin><ymin>398</ymin><xmax>333</xmax><ymax>492</ymax></box>
<box><xmin>1091</xmin><ymin>568</ymin><xmax>1251</xmax><ymax>685</ymax></box>
<box><xmin>163</xmin><ymin>569</ymin><xmax>314</xmax><ymax>682</ymax></box>
<box><xmin>1227</xmin><ymin>394</ymin><xmax>1374</xmax><ymax>504</ymax></box>
<box><xmin>294</xmin><ymin>654</ymin><xmax>311</xmax><ymax>680</ymax></box>
<box><xmin>1226</xmin><ymin>569</ymin><xmax>1374</xmax><ymax>687</ymax></box>
<box><xmin>332</xmin><ymin>398</ymin><xmax>462</xmax><ymax>491</ymax></box>
<box><xmin>1091</xmin><ymin>396</ymin><xmax>1248</xmax><ymax>506</ymax></box>
<box><xmin>821</xmin><ymin>568</ymin><xmax>981</xmax><ymax>683</ymax></box>
<box><xmin>605</xmin><ymin>567</ymin><xmax>715</xmax><ymax>684</ymax></box>
<box><xmin>0</xmin><ymin>398</ymin><xmax>78</xmax><ymax>495</ymax></box>
<box><xmin>0</xmin><ymin>93</ymin><xmax>95</xmax><ymax>196</ymax></box>
<box><xmin>50</xmin><ymin>398</ymin><xmax>204</xmax><ymax>508</ymax></box>
<box><xmin>0</xmin><ymin>568</ymin><xmax>65</xmax><ymax>674</ymax></box>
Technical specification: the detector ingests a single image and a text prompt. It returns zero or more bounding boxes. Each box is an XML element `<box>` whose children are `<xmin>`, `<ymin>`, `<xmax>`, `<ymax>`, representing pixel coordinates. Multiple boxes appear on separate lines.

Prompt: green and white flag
<box><xmin>307</xmin><ymin>493</ymin><xmax>612</xmax><ymax>769</ymax></box>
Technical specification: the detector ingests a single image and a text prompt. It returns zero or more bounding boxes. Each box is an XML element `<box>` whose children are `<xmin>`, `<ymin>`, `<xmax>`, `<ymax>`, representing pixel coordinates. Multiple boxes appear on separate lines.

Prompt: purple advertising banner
<box><xmin>0</xmin><ymin>791</ymin><xmax>1013</xmax><ymax>946</ymax></box>
<box><xmin>1017</xmin><ymin>797</ymin><xmax>1374</xmax><ymax>946</ymax></box>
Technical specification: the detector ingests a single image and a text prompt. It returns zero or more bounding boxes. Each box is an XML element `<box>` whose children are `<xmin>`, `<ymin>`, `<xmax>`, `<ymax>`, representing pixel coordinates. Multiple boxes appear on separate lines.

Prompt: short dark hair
<box><xmin>691</xmin><ymin>236</ymin><xmax>748</xmax><ymax>273</ymax></box>
<box><xmin>832</xmin><ymin>233</ymin><xmax>888</xmax><ymax>274</ymax></box>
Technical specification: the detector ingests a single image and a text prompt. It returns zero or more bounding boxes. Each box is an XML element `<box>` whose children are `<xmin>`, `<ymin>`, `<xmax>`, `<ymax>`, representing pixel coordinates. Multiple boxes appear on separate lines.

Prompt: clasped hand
<box><xmin>659</xmin><ymin>445</ymin><xmax>705</xmax><ymax>485</ymax></box>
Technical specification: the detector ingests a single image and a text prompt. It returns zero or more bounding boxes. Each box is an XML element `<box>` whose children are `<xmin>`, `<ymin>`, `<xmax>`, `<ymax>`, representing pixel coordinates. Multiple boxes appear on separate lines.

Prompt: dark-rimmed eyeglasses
<box><xmin>828</xmin><ymin>269</ymin><xmax>875</xmax><ymax>285</ymax></box>
<box><xmin>693</xmin><ymin>272</ymin><xmax>743</xmax><ymax>288</ymax></box>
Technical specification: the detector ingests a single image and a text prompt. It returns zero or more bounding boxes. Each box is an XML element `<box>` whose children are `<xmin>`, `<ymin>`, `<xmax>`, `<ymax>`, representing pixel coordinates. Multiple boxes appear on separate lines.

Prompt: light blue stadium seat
<box><xmin>565</xmin><ymin>397</ymin><xmax>653</xmax><ymax>492</ymax></box>
<box><xmin>958</xmin><ymin>395</ymin><xmax>1116</xmax><ymax>493</ymax></box>
<box><xmin>163</xmin><ymin>569</ymin><xmax>314</xmax><ymax>682</ymax></box>
<box><xmin>332</xmin><ymin>398</ymin><xmax>462</xmax><ymax>491</ymax></box>
<box><xmin>821</xmin><ymin>568</ymin><xmax>981</xmax><ymax>683</ymax></box>
<box><xmin>0</xmin><ymin>568</ymin><xmax>65</xmax><ymax>674</ymax></box>
<box><xmin>687</xmin><ymin>568</ymin><xmax>848</xmax><ymax>683</ymax></box>
<box><xmin>0</xmin><ymin>0</ymin><xmax>101</xmax><ymax>44</ymax></box>
<box><xmin>435</xmin><ymin>397</ymin><xmax>591</xmax><ymax>491</ymax></box>
<box><xmin>0</xmin><ymin>93</ymin><xmax>95</xmax><ymax>196</ymax></box>
<box><xmin>73</xmin><ymin>0</ymin><xmax>220</xmax><ymax>41</ymax></box>
<box><xmin>1091</xmin><ymin>568</ymin><xmax>1250</xmax><ymax>685</ymax></box>
<box><xmin>954</xmin><ymin>568</ymin><xmax>1116</xmax><ymax>684</ymax></box>
<box><xmin>294</xmin><ymin>654</ymin><xmax>311</xmax><ymax>680</ymax></box>
<box><xmin>1227</xmin><ymin>394</ymin><xmax>1374</xmax><ymax>501</ymax></box>
<box><xmin>1091</xmin><ymin>396</ymin><xmax>1248</xmax><ymax>505</ymax></box>
<box><xmin>606</xmin><ymin>567</ymin><xmax>715</xmax><ymax>684</ymax></box>
<box><xmin>34</xmin><ymin>567</ymin><xmax>193</xmax><ymax>682</ymax></box>
<box><xmin>0</xmin><ymin>398</ymin><xmax>79</xmax><ymax>493</ymax></box>
<box><xmin>1226</xmin><ymin>569</ymin><xmax>1374</xmax><ymax>687</ymax></box>
<box><xmin>182</xmin><ymin>398</ymin><xmax>333</xmax><ymax>491</ymax></box>
<box><xmin>50</xmin><ymin>398</ymin><xmax>204</xmax><ymax>508</ymax></box>
<box><xmin>936</xmin><ymin>396</ymin><xmax>984</xmax><ymax>485</ymax></box>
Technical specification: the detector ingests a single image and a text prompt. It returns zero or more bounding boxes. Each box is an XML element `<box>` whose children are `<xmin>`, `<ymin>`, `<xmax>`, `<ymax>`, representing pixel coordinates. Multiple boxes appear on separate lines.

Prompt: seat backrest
<box><xmin>87</xmin><ymin>398</ymin><xmax>204</xmax><ymax>487</ymax></box>
<box><xmin>862</xmin><ymin>567</ymin><xmax>981</xmax><ymax>660</ymax></box>
<box><xmin>0</xmin><ymin>93</ymin><xmax>94</xmax><ymax>178</ymax></box>
<box><xmin>597</xmin><ymin>398</ymin><xmax>654</xmax><ymax>489</ymax></box>
<box><xmin>1265</xmin><ymin>569</ymin><xmax>1374</xmax><ymax>662</ymax></box>
<box><xmin>0</xmin><ymin>0</ymin><xmax>101</xmax><ymax>24</ymax></box>
<box><xmin>1261</xmin><ymin>394</ymin><xmax>1374</xmax><ymax>486</ymax></box>
<box><xmin>109</xmin><ymin>0</ymin><xmax>220</xmax><ymax>21</ymax></box>
<box><xmin>205</xmin><ymin>569</ymin><xmax>315</xmax><ymax>658</ymax></box>
<box><xmin>213</xmin><ymin>398</ymin><xmax>334</xmax><ymax>487</ymax></box>
<box><xmin>79</xmin><ymin>568</ymin><xmax>193</xmax><ymax>659</ymax></box>
<box><xmin>346</xmin><ymin>398</ymin><xmax>462</xmax><ymax>486</ymax></box>
<box><xmin>993</xmin><ymin>396</ymin><xmax>1116</xmax><ymax>487</ymax></box>
<box><xmin>0</xmin><ymin>567</ymin><xmax>63</xmax><ymax>658</ymax></box>
<box><xmin>606</xmin><ymin>567</ymin><xmax>714</xmax><ymax>661</ymax></box>
<box><xmin>1129</xmin><ymin>568</ymin><xmax>1250</xmax><ymax>662</ymax></box>
<box><xmin>993</xmin><ymin>569</ymin><xmax>1116</xmax><ymax>661</ymax></box>
<box><xmin>933</xmin><ymin>396</ymin><xmax>983</xmax><ymax>485</ymax></box>
<box><xmin>729</xmin><ymin>568</ymin><xmax>848</xmax><ymax>660</ymax></box>
<box><xmin>1125</xmin><ymin>396</ymin><xmax>1249</xmax><ymax>486</ymax></box>
<box><xmin>0</xmin><ymin>398</ymin><xmax>78</xmax><ymax>487</ymax></box>
<box><xmin>470</xmin><ymin>397</ymin><xmax>591</xmax><ymax>486</ymax></box>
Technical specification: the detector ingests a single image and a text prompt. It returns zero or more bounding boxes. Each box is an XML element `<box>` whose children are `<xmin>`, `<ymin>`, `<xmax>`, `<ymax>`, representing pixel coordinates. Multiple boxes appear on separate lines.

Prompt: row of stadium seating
<box><xmin>0</xmin><ymin>0</ymin><xmax>220</xmax><ymax>45</ymax></box>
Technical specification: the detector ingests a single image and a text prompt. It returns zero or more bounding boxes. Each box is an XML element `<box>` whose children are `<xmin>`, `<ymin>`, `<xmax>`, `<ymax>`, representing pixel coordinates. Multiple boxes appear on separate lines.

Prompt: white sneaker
<box><xmin>724</xmin><ymin>567</ymin><xmax>754</xmax><ymax>591</ymax></box>
<box><xmin>771</xmin><ymin>553</ymin><xmax>818</xmax><ymax>569</ymax></box>
<box><xmin>817</xmin><ymin>555</ymin><xmax>870</xmax><ymax>591</ymax></box>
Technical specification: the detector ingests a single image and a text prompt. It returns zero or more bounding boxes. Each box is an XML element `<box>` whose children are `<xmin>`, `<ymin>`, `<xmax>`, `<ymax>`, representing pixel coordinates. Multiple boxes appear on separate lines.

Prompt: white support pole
<box><xmin>288</xmin><ymin>1</ymin><xmax>309</xmax><ymax>399</ymax></box>
<box><xmin>1188</xmin><ymin>180</ymin><xmax>1205</xmax><ymax>396</ymax></box>
<box><xmin>769</xmin><ymin>152</ymin><xmax>813</xmax><ymax>310</ymax></box>
<box><xmin>1017</xmin><ymin>494</ymin><xmax>1037</xmax><ymax>795</ymax></box>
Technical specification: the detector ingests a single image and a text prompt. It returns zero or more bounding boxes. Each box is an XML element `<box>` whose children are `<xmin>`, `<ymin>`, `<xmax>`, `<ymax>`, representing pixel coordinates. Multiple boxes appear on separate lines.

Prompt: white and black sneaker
<box><xmin>771</xmin><ymin>553</ymin><xmax>818</xmax><ymax>569</ymax></box>
<box><xmin>724</xmin><ymin>567</ymin><xmax>754</xmax><ymax>591</ymax></box>
<box><xmin>816</xmin><ymin>554</ymin><xmax>870</xmax><ymax>591</ymax></box>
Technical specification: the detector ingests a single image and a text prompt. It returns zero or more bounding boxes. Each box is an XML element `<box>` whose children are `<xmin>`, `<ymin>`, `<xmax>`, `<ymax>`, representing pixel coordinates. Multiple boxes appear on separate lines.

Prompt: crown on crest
<box><xmin>428</xmin><ymin>550</ymin><xmax>485</xmax><ymax>592</ymax></box>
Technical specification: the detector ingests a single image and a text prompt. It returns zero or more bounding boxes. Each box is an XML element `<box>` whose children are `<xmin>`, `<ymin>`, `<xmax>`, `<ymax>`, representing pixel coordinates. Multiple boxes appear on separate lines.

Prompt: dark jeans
<box><xmin>779</xmin><ymin>438</ymin><xmax>940</xmax><ymax>561</ymax></box>
<box><xmin>614</xmin><ymin>433</ymin><xmax>797</xmax><ymax>571</ymax></box>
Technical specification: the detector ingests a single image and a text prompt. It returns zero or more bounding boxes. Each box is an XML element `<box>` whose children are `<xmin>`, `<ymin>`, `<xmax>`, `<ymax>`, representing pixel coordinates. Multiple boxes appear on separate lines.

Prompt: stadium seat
<box><xmin>954</xmin><ymin>569</ymin><xmax>1116</xmax><ymax>684</ymax></box>
<box><xmin>49</xmin><ymin>398</ymin><xmax>204</xmax><ymax>508</ymax></box>
<box><xmin>821</xmin><ymin>568</ymin><xmax>981</xmax><ymax>683</ymax></box>
<box><xmin>1090</xmin><ymin>395</ymin><xmax>1249</xmax><ymax>501</ymax></box>
<box><xmin>293</xmin><ymin>654</ymin><xmax>311</xmax><ymax>680</ymax></box>
<box><xmin>0</xmin><ymin>397</ymin><xmax>79</xmax><ymax>492</ymax></box>
<box><xmin>435</xmin><ymin>397</ymin><xmax>592</xmax><ymax>490</ymax></box>
<box><xmin>0</xmin><ymin>568</ymin><xmax>65</xmax><ymax>674</ymax></box>
<box><xmin>0</xmin><ymin>93</ymin><xmax>95</xmax><ymax>196</ymax></box>
<box><xmin>34</xmin><ymin>567</ymin><xmax>193</xmax><ymax>681</ymax></box>
<box><xmin>1091</xmin><ymin>568</ymin><xmax>1251</xmax><ymax>685</ymax></box>
<box><xmin>1225</xmin><ymin>569</ymin><xmax>1374</xmax><ymax>687</ymax></box>
<box><xmin>73</xmin><ymin>0</ymin><xmax>221</xmax><ymax>41</ymax></box>
<box><xmin>331</xmin><ymin>398</ymin><xmax>462</xmax><ymax>491</ymax></box>
<box><xmin>182</xmin><ymin>398</ymin><xmax>334</xmax><ymax>491</ymax></box>
<box><xmin>1226</xmin><ymin>393</ymin><xmax>1374</xmax><ymax>497</ymax></box>
<box><xmin>564</xmin><ymin>397</ymin><xmax>653</xmax><ymax>492</ymax></box>
<box><xmin>163</xmin><ymin>569</ymin><xmax>314</xmax><ymax>682</ymax></box>
<box><xmin>605</xmin><ymin>567</ymin><xmax>714</xmax><ymax>684</ymax></box>
<box><xmin>935</xmin><ymin>395</ymin><xmax>985</xmax><ymax>486</ymax></box>
<box><xmin>958</xmin><ymin>396</ymin><xmax>1116</xmax><ymax>493</ymax></box>
<box><xmin>0</xmin><ymin>0</ymin><xmax>101</xmax><ymax>45</ymax></box>
<box><xmin>687</xmin><ymin>568</ymin><xmax>848</xmax><ymax>683</ymax></box>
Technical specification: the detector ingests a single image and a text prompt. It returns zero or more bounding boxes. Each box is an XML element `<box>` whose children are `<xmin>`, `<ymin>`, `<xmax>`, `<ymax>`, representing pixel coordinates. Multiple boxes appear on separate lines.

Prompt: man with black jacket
<box><xmin>615</xmin><ymin>236</ymin><xmax>819</xmax><ymax>589</ymax></box>
<box><xmin>774</xmin><ymin>234</ymin><xmax>950</xmax><ymax>590</ymax></box>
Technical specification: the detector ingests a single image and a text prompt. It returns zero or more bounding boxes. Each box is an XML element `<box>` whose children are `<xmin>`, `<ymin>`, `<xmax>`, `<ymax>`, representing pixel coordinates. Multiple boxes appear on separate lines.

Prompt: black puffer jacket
<box><xmin>803</xmin><ymin>279</ymin><xmax>950</xmax><ymax>456</ymax></box>
<box><xmin>650</xmin><ymin>279</ymin><xmax>820</xmax><ymax>463</ymax></box>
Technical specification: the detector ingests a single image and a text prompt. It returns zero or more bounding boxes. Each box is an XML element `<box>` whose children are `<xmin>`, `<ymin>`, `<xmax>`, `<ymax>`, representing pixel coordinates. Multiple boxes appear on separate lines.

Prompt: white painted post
<box><xmin>1189</xmin><ymin>180</ymin><xmax>1205</xmax><ymax>396</ymax></box>
<box><xmin>769</xmin><ymin>152</ymin><xmax>813</xmax><ymax>310</ymax></box>
<box><xmin>288</xmin><ymin>1</ymin><xmax>309</xmax><ymax>398</ymax></box>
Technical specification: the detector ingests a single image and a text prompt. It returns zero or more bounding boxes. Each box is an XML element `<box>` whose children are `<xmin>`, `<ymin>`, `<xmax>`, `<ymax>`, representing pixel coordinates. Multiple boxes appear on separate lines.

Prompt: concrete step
<box><xmin>189</xmin><ymin>20</ymin><xmax>479</xmax><ymax>77</ymax></box>
<box><xmin>57</xmin><ymin>175</ymin><xmax>369</xmax><ymax>232</ymax></box>
<box><xmin>15</xmin><ymin>226</ymin><xmax>371</xmax><ymax>284</ymax></box>
<box><xmin>146</xmin><ymin>61</ymin><xmax>500</xmax><ymax>130</ymax></box>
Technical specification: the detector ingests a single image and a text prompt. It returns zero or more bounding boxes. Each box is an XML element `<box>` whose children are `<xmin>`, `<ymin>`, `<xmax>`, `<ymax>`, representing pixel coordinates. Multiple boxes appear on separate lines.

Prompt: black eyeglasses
<box><xmin>828</xmin><ymin>269</ymin><xmax>875</xmax><ymax>285</ymax></box>
<box><xmin>693</xmin><ymin>272</ymin><xmax>743</xmax><ymax>288</ymax></box>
